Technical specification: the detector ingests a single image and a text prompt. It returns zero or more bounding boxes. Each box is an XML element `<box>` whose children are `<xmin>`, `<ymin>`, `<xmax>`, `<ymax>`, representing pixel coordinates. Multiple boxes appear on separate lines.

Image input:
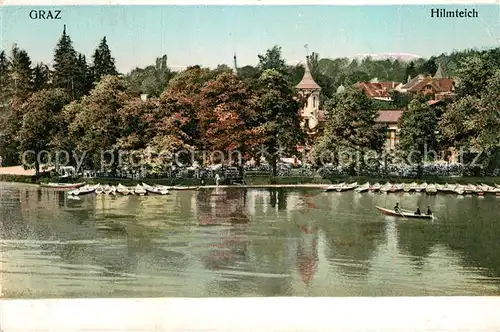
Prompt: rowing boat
<box><xmin>68</xmin><ymin>184</ymin><xmax>97</xmax><ymax>196</ymax></box>
<box><xmin>95</xmin><ymin>184</ymin><xmax>103</xmax><ymax>195</ymax></box>
<box><xmin>116</xmin><ymin>184</ymin><xmax>132</xmax><ymax>195</ymax></box>
<box><xmin>425</xmin><ymin>183</ymin><xmax>438</xmax><ymax>195</ymax></box>
<box><xmin>369</xmin><ymin>182</ymin><xmax>381</xmax><ymax>192</ymax></box>
<box><xmin>134</xmin><ymin>184</ymin><xmax>147</xmax><ymax>196</ymax></box>
<box><xmin>40</xmin><ymin>182</ymin><xmax>85</xmax><ymax>189</ymax></box>
<box><xmin>324</xmin><ymin>182</ymin><xmax>346</xmax><ymax>192</ymax></box>
<box><xmin>354</xmin><ymin>182</ymin><xmax>370</xmax><ymax>193</ymax></box>
<box><xmin>336</xmin><ymin>182</ymin><xmax>358</xmax><ymax>192</ymax></box>
<box><xmin>375</xmin><ymin>206</ymin><xmax>433</xmax><ymax>219</ymax></box>
<box><xmin>142</xmin><ymin>183</ymin><xmax>170</xmax><ymax>195</ymax></box>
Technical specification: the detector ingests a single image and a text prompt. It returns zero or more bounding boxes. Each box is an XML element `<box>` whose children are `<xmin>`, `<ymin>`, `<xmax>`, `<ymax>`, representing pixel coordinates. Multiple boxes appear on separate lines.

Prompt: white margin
<box><xmin>1</xmin><ymin>297</ymin><xmax>500</xmax><ymax>331</ymax></box>
<box><xmin>1</xmin><ymin>0</ymin><xmax>500</xmax><ymax>5</ymax></box>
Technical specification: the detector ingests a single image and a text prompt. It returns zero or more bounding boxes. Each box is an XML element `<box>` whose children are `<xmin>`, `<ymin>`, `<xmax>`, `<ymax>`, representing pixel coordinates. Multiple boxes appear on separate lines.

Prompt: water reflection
<box><xmin>1</xmin><ymin>183</ymin><xmax>500</xmax><ymax>297</ymax></box>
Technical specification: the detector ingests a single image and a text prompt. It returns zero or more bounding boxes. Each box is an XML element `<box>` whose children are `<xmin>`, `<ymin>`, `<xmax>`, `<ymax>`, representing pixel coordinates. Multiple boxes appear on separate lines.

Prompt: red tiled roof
<box><xmin>435</xmin><ymin>78</ymin><xmax>454</xmax><ymax>92</ymax></box>
<box><xmin>355</xmin><ymin>82</ymin><xmax>400</xmax><ymax>99</ymax></box>
<box><xmin>407</xmin><ymin>77</ymin><xmax>454</xmax><ymax>93</ymax></box>
<box><xmin>376</xmin><ymin>109</ymin><xmax>403</xmax><ymax>123</ymax></box>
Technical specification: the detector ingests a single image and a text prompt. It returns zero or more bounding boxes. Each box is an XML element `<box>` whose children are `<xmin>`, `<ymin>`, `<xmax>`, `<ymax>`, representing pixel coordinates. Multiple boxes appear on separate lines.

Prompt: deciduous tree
<box><xmin>398</xmin><ymin>96</ymin><xmax>438</xmax><ymax>168</ymax></box>
<box><xmin>16</xmin><ymin>89</ymin><xmax>71</xmax><ymax>175</ymax></box>
<box><xmin>314</xmin><ymin>88</ymin><xmax>385</xmax><ymax>172</ymax></box>
<box><xmin>254</xmin><ymin>69</ymin><xmax>304</xmax><ymax>175</ymax></box>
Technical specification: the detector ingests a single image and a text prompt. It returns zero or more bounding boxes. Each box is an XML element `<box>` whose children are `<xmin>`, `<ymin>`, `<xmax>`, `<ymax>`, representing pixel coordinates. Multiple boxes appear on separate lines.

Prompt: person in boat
<box><xmin>394</xmin><ymin>202</ymin><xmax>400</xmax><ymax>213</ymax></box>
<box><xmin>426</xmin><ymin>206</ymin><xmax>432</xmax><ymax>215</ymax></box>
<box><xmin>415</xmin><ymin>207</ymin><xmax>421</xmax><ymax>215</ymax></box>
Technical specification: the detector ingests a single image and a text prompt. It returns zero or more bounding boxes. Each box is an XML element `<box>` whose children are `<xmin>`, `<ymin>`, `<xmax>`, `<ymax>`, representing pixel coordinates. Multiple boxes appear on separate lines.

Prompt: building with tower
<box><xmin>295</xmin><ymin>56</ymin><xmax>327</xmax><ymax>145</ymax></box>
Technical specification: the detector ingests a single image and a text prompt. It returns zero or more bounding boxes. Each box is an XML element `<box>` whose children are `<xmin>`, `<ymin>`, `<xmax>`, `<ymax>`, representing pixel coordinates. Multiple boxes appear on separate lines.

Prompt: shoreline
<box><xmin>1</xmin><ymin>174</ymin><xmax>500</xmax><ymax>189</ymax></box>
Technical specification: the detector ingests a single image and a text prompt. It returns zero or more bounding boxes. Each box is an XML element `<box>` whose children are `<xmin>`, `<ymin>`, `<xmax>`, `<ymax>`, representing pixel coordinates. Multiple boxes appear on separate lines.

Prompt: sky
<box><xmin>1</xmin><ymin>5</ymin><xmax>499</xmax><ymax>73</ymax></box>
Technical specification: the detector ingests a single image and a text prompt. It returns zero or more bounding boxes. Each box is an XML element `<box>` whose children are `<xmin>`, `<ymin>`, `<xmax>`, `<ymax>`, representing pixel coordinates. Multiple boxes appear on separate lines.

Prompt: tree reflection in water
<box><xmin>296</xmin><ymin>223</ymin><xmax>319</xmax><ymax>286</ymax></box>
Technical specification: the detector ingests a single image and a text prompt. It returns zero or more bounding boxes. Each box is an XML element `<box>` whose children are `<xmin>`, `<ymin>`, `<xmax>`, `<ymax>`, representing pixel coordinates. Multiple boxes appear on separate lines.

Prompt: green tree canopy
<box><xmin>314</xmin><ymin>87</ymin><xmax>385</xmax><ymax>171</ymax></box>
<box><xmin>91</xmin><ymin>36</ymin><xmax>118</xmax><ymax>81</ymax></box>
<box><xmin>398</xmin><ymin>96</ymin><xmax>438</xmax><ymax>165</ymax></box>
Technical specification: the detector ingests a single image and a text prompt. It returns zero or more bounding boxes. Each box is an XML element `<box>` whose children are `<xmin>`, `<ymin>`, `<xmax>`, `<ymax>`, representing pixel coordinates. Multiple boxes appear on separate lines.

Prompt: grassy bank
<box><xmin>1</xmin><ymin>174</ymin><xmax>499</xmax><ymax>187</ymax></box>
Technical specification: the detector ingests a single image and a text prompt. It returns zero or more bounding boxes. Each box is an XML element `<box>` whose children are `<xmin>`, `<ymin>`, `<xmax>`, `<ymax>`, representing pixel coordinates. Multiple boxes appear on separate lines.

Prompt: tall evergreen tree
<box><xmin>0</xmin><ymin>50</ymin><xmax>10</xmax><ymax>103</ymax></box>
<box><xmin>52</xmin><ymin>25</ymin><xmax>89</xmax><ymax>99</ymax></box>
<box><xmin>32</xmin><ymin>63</ymin><xmax>51</xmax><ymax>91</ymax></box>
<box><xmin>9</xmin><ymin>44</ymin><xmax>33</xmax><ymax>100</ymax></box>
<box><xmin>75</xmin><ymin>53</ymin><xmax>93</xmax><ymax>97</ymax></box>
<box><xmin>404</xmin><ymin>61</ymin><xmax>417</xmax><ymax>80</ymax></box>
<box><xmin>91</xmin><ymin>36</ymin><xmax>118</xmax><ymax>82</ymax></box>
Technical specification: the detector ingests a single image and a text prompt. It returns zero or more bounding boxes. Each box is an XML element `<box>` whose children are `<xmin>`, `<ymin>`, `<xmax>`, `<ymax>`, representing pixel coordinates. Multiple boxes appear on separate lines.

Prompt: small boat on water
<box><xmin>116</xmin><ymin>184</ymin><xmax>132</xmax><ymax>195</ymax></box>
<box><xmin>354</xmin><ymin>182</ymin><xmax>370</xmax><ymax>193</ymax></box>
<box><xmin>403</xmin><ymin>183</ymin><xmax>413</xmax><ymax>192</ymax></box>
<box><xmin>102</xmin><ymin>185</ymin><xmax>112</xmax><ymax>195</ymax></box>
<box><xmin>375</xmin><ymin>206</ymin><xmax>433</xmax><ymax>219</ymax></box>
<box><xmin>324</xmin><ymin>182</ymin><xmax>346</xmax><ymax>192</ymax></box>
<box><xmin>463</xmin><ymin>184</ymin><xmax>476</xmax><ymax>195</ymax></box>
<box><xmin>439</xmin><ymin>183</ymin><xmax>456</xmax><ymax>194</ymax></box>
<box><xmin>380</xmin><ymin>182</ymin><xmax>390</xmax><ymax>193</ymax></box>
<box><xmin>68</xmin><ymin>184</ymin><xmax>97</xmax><ymax>196</ymax></box>
<box><xmin>369</xmin><ymin>183</ymin><xmax>381</xmax><ymax>192</ymax></box>
<box><xmin>134</xmin><ymin>184</ymin><xmax>147</xmax><ymax>196</ymax></box>
<box><xmin>95</xmin><ymin>184</ymin><xmax>104</xmax><ymax>195</ymax></box>
<box><xmin>453</xmin><ymin>185</ymin><xmax>465</xmax><ymax>195</ymax></box>
<box><xmin>425</xmin><ymin>183</ymin><xmax>438</xmax><ymax>195</ymax></box>
<box><xmin>413</xmin><ymin>182</ymin><xmax>426</xmax><ymax>192</ymax></box>
<box><xmin>142</xmin><ymin>183</ymin><xmax>170</xmax><ymax>195</ymax></box>
<box><xmin>480</xmin><ymin>184</ymin><xmax>499</xmax><ymax>195</ymax></box>
<box><xmin>336</xmin><ymin>182</ymin><xmax>358</xmax><ymax>192</ymax></box>
<box><xmin>40</xmin><ymin>182</ymin><xmax>85</xmax><ymax>189</ymax></box>
<box><xmin>380</xmin><ymin>182</ymin><xmax>399</xmax><ymax>193</ymax></box>
<box><xmin>394</xmin><ymin>183</ymin><xmax>404</xmax><ymax>192</ymax></box>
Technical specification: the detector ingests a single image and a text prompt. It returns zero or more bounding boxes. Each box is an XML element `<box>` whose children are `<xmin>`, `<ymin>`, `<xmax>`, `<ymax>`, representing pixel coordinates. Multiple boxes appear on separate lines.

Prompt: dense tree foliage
<box><xmin>0</xmin><ymin>32</ymin><xmax>498</xmax><ymax>175</ymax></box>
<box><xmin>440</xmin><ymin>48</ymin><xmax>500</xmax><ymax>169</ymax></box>
<box><xmin>314</xmin><ymin>88</ymin><xmax>385</xmax><ymax>172</ymax></box>
<box><xmin>398</xmin><ymin>96</ymin><xmax>438</xmax><ymax>166</ymax></box>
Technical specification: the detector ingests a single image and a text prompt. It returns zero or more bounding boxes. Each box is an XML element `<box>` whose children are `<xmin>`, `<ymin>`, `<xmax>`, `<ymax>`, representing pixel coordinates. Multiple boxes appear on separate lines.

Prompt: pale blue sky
<box><xmin>1</xmin><ymin>5</ymin><xmax>499</xmax><ymax>73</ymax></box>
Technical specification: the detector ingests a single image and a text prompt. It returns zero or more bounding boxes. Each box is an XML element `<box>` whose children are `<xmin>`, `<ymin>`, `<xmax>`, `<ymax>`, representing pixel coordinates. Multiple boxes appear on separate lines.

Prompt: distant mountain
<box><xmin>352</xmin><ymin>53</ymin><xmax>424</xmax><ymax>62</ymax></box>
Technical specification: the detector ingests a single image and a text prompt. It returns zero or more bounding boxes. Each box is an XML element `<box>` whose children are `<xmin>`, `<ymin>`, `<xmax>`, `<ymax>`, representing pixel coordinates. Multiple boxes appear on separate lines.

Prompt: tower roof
<box><xmin>296</xmin><ymin>56</ymin><xmax>321</xmax><ymax>90</ymax></box>
<box><xmin>434</xmin><ymin>62</ymin><xmax>446</xmax><ymax>79</ymax></box>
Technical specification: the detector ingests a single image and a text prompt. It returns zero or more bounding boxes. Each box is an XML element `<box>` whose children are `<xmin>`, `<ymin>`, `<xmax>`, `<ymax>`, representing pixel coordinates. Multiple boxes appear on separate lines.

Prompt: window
<box><xmin>313</xmin><ymin>96</ymin><xmax>317</xmax><ymax>108</ymax></box>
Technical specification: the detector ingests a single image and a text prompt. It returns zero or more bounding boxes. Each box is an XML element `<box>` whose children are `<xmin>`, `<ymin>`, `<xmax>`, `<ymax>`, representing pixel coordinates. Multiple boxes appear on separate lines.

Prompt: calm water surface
<box><xmin>1</xmin><ymin>182</ymin><xmax>500</xmax><ymax>298</ymax></box>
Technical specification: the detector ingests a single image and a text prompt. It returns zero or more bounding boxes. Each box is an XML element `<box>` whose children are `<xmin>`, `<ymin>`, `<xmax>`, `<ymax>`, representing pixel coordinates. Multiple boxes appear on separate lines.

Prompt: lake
<box><xmin>1</xmin><ymin>182</ymin><xmax>499</xmax><ymax>298</ymax></box>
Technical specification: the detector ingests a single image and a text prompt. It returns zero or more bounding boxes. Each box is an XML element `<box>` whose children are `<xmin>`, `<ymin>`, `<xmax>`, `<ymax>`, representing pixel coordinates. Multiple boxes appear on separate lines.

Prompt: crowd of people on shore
<box><xmin>82</xmin><ymin>162</ymin><xmax>499</xmax><ymax>181</ymax></box>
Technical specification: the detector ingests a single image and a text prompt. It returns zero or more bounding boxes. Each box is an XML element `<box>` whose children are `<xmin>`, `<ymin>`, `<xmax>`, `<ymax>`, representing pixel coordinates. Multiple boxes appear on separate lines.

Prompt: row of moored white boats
<box><xmin>68</xmin><ymin>183</ymin><xmax>170</xmax><ymax>196</ymax></box>
<box><xmin>325</xmin><ymin>182</ymin><xmax>500</xmax><ymax>196</ymax></box>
